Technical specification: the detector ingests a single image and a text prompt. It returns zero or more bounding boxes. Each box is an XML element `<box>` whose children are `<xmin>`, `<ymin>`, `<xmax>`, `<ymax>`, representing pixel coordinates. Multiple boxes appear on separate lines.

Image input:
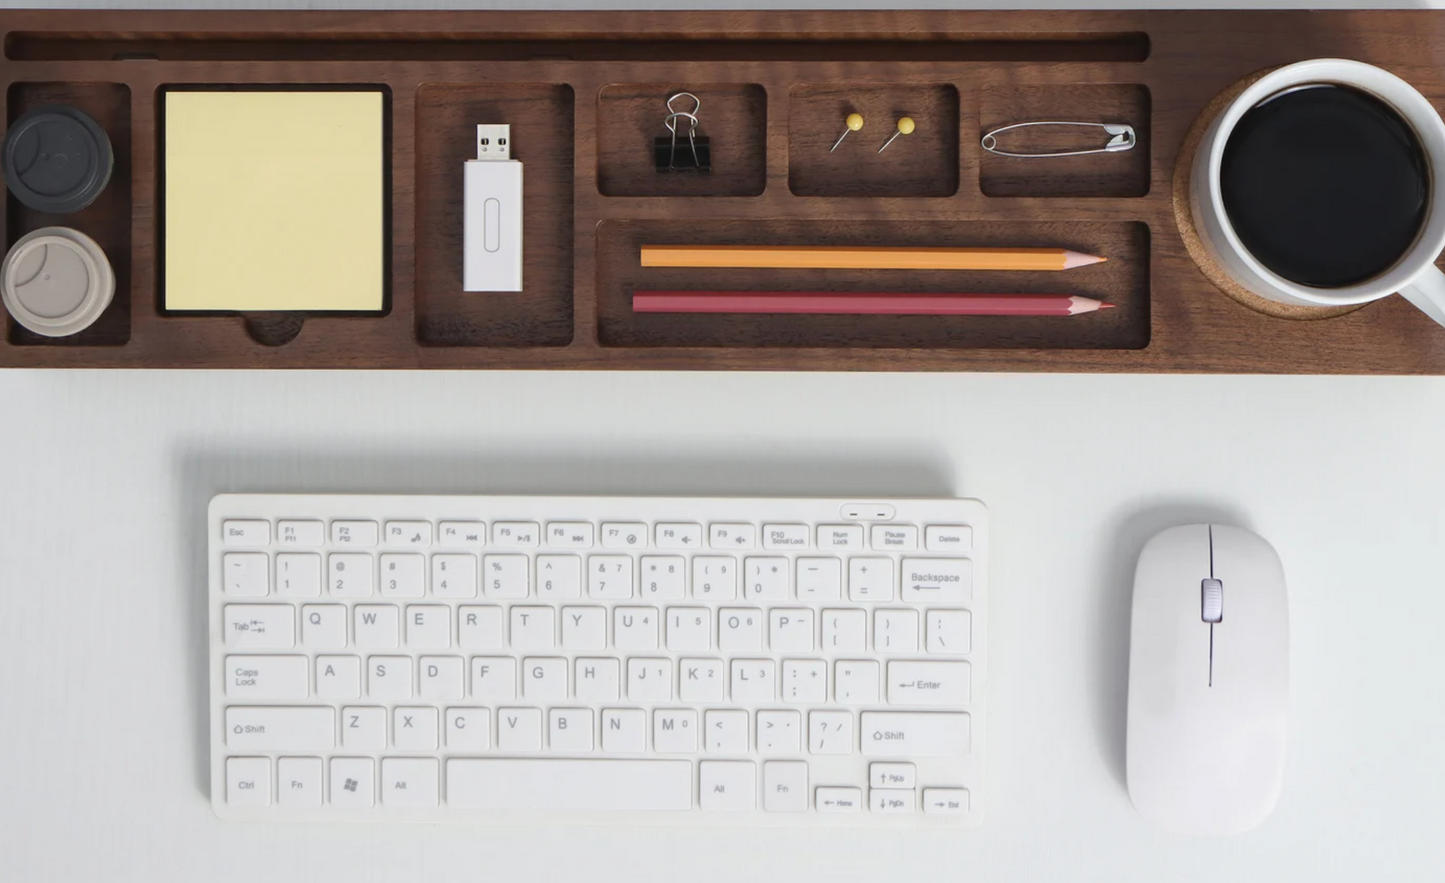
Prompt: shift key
<box><xmin>226</xmin><ymin>706</ymin><xmax>335</xmax><ymax>750</ymax></box>
<box><xmin>861</xmin><ymin>712</ymin><xmax>970</xmax><ymax>757</ymax></box>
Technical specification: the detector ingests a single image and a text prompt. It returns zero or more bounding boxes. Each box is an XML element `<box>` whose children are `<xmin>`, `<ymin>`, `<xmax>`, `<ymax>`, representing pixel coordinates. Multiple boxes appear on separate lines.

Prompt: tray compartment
<box><xmin>597</xmin><ymin>83</ymin><xmax>766</xmax><ymax>198</ymax></box>
<box><xmin>414</xmin><ymin>82</ymin><xmax>574</xmax><ymax>347</ymax></box>
<box><xmin>789</xmin><ymin>84</ymin><xmax>959</xmax><ymax>198</ymax></box>
<box><xmin>5</xmin><ymin>81</ymin><xmax>131</xmax><ymax>346</ymax></box>
<box><xmin>597</xmin><ymin>218</ymin><xmax>1149</xmax><ymax>350</ymax></box>
<box><xmin>980</xmin><ymin>84</ymin><xmax>1151</xmax><ymax>198</ymax></box>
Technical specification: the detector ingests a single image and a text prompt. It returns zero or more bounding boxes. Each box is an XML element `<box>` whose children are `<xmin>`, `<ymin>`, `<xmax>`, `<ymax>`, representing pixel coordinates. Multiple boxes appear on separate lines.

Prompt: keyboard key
<box><xmin>224</xmin><ymin>654</ymin><xmax>309</xmax><ymax>699</ymax></box>
<box><xmin>835</xmin><ymin>660</ymin><xmax>880</xmax><ymax>703</ymax></box>
<box><xmin>276</xmin><ymin>757</ymin><xmax>322</xmax><ymax>807</ymax></box>
<box><xmin>653</xmin><ymin>709</ymin><xmax>698</xmax><ymax>753</ymax></box>
<box><xmin>386</xmin><ymin>521</ymin><xmax>432</xmax><ymax>547</ymax></box>
<box><xmin>816</xmin><ymin>525</ymin><xmax>863</xmax><ymax>550</ymax></box>
<box><xmin>471</xmin><ymin>658</ymin><xmax>516</xmax><ymax>701</ymax></box>
<box><xmin>457</xmin><ymin>606</ymin><xmax>504</xmax><ymax>650</ymax></box>
<box><xmin>483</xmin><ymin>554</ymin><xmax>530</xmax><ymax>598</ymax></box>
<box><xmin>536</xmin><ymin>555</ymin><xmax>581</xmax><ymax>599</ymax></box>
<box><xmin>418</xmin><ymin>656</ymin><xmax>463</xmax><ymax>701</ymax></box>
<box><xmin>731</xmin><ymin>660</ymin><xmax>775</xmax><ymax>703</ymax></box>
<box><xmin>380</xmin><ymin>554</ymin><xmax>425</xmax><ymax>598</ymax></box>
<box><xmin>860</xmin><ymin>712</ymin><xmax>970</xmax><ymax>758</ymax></box>
<box><xmin>446</xmin><ymin>759</ymin><xmax>692</xmax><ymax>811</ymax></box>
<box><xmin>899</xmin><ymin>558</ymin><xmax>971</xmax><ymax>603</ymax></box>
<box><xmin>757</xmin><ymin>710</ymin><xmax>801</xmax><ymax>754</ymax></box>
<box><xmin>700</xmin><ymin>761</ymin><xmax>756</xmax><ymax>811</ymax></box>
<box><xmin>655</xmin><ymin>522</ymin><xmax>703</xmax><ymax>549</ymax></box>
<box><xmin>546</xmin><ymin>521</ymin><xmax>594</xmax><ymax>548</ymax></box>
<box><xmin>523</xmin><ymin>657</ymin><xmax>568</xmax><ymax>701</ymax></box>
<box><xmin>588</xmin><ymin>555</ymin><xmax>633</xmax><ymax>599</ymax></box>
<box><xmin>511</xmin><ymin>607</ymin><xmax>556</xmax><ymax>651</ymax></box>
<box><xmin>601</xmin><ymin>522</ymin><xmax>648</xmax><ymax>549</ymax></box>
<box><xmin>382</xmin><ymin>758</ymin><xmax>439</xmax><ymax>807</ymax></box>
<box><xmin>887</xmin><ymin>661</ymin><xmax>971</xmax><ymax>706</ymax></box>
<box><xmin>822</xmin><ymin>609</ymin><xmax>866</xmax><ymax>653</ymax></box>
<box><xmin>925</xmin><ymin>525</ymin><xmax>973</xmax><ymax>552</ymax></box>
<box><xmin>796</xmin><ymin>557</ymin><xmax>842</xmax><ymax>601</ymax></box>
<box><xmin>275</xmin><ymin>553</ymin><xmax>321</xmax><ymax>598</ymax></box>
<box><xmin>601</xmin><ymin>708</ymin><xmax>647</xmax><ymax>752</ymax></box>
<box><xmin>438</xmin><ymin>521</ymin><xmax>485</xmax><ymax>548</ymax></box>
<box><xmin>782</xmin><ymin>659</ymin><xmax>827</xmax><ymax>703</ymax></box>
<box><xmin>926</xmin><ymin>610</ymin><xmax>971</xmax><ymax>654</ymax></box>
<box><xmin>227</xmin><ymin>706</ymin><xmax>335</xmax><ymax>751</ymax></box>
<box><xmin>367</xmin><ymin>656</ymin><xmax>412</xmax><ymax>700</ymax></box>
<box><xmin>330</xmin><ymin>757</ymin><xmax>374</xmax><ymax>807</ymax></box>
<box><xmin>870</xmin><ymin>789</ymin><xmax>915</xmax><ymax>813</ymax></box>
<box><xmin>709</xmin><ymin>522</ymin><xmax>755</xmax><ymax>549</ymax></box>
<box><xmin>719</xmin><ymin>608</ymin><xmax>763</xmax><ymax>652</ymax></box>
<box><xmin>316</xmin><ymin>655</ymin><xmax>361</xmax><ymax>699</ymax></box>
<box><xmin>678</xmin><ymin>658</ymin><xmax>724</xmax><ymax>703</ymax></box>
<box><xmin>575</xmin><ymin>657</ymin><xmax>620</xmax><ymax>701</ymax></box>
<box><xmin>639</xmin><ymin>556</ymin><xmax>686</xmax><ymax>600</ymax></box>
<box><xmin>627</xmin><ymin>658</ymin><xmax>672</xmax><ymax>702</ymax></box>
<box><xmin>431</xmin><ymin>554</ymin><xmax>478</xmax><ymax>599</ymax></box>
<box><xmin>223</xmin><ymin>520</ymin><xmax>270</xmax><ymax>546</ymax></box>
<box><xmin>227</xmin><ymin>757</ymin><xmax>270</xmax><ymax>807</ymax></box>
<box><xmin>705</xmin><ymin>709</ymin><xmax>749</xmax><ymax>753</ymax></box>
<box><xmin>301</xmin><ymin>604</ymin><xmax>347</xmax><ymax>648</ymax></box>
<box><xmin>406</xmin><ymin>606</ymin><xmax>450</xmax><ymax>649</ymax></box>
<box><xmin>393</xmin><ymin>707</ymin><xmax>439</xmax><ymax>751</ymax></box>
<box><xmin>496</xmin><ymin>708</ymin><xmax>544</xmax><ymax>751</ymax></box>
<box><xmin>816</xmin><ymin>786</ymin><xmax>862</xmax><ymax>813</ymax></box>
<box><xmin>223</xmin><ymin>553</ymin><xmax>269</xmax><ymax>596</ymax></box>
<box><xmin>445</xmin><ymin>707</ymin><xmax>490</xmax><ymax>751</ymax></box>
<box><xmin>870</xmin><ymin>524</ymin><xmax>918</xmax><ymax>551</ymax></box>
<box><xmin>277</xmin><ymin>520</ymin><xmax>324</xmax><ymax>546</ymax></box>
<box><xmin>769</xmin><ymin>609</ymin><xmax>815</xmax><ymax>652</ymax></box>
<box><xmin>614</xmin><ymin>606</ymin><xmax>659</xmax><ymax>651</ymax></box>
<box><xmin>492</xmin><ymin>522</ymin><xmax>540</xmax><ymax>548</ymax></box>
<box><xmin>691</xmin><ymin>556</ymin><xmax>737</xmax><ymax>601</ymax></box>
<box><xmin>354</xmin><ymin>605</ymin><xmax>400</xmax><ymax>648</ymax></box>
<box><xmin>666</xmin><ymin>607</ymin><xmax>711</xmax><ymax>651</ymax></box>
<box><xmin>808</xmin><ymin>710</ymin><xmax>853</xmax><ymax>755</ymax></box>
<box><xmin>763</xmin><ymin>761</ymin><xmax>808</xmax><ymax>811</ymax></box>
<box><xmin>743</xmin><ymin>557</ymin><xmax>789</xmax><ymax>601</ymax></box>
<box><xmin>848</xmin><ymin>558</ymin><xmax>894</xmax><ymax>602</ymax></box>
<box><xmin>561</xmin><ymin>606</ymin><xmax>607</xmax><ymax>650</ymax></box>
<box><xmin>224</xmin><ymin>604</ymin><xmax>294</xmax><ymax>648</ymax></box>
<box><xmin>923</xmin><ymin>787</ymin><xmax>970</xmax><ymax>815</ymax></box>
<box><xmin>874</xmin><ymin>610</ymin><xmax>919</xmax><ymax>653</ymax></box>
<box><xmin>330</xmin><ymin>520</ymin><xmax>378</xmax><ymax>547</ymax></box>
<box><xmin>329</xmin><ymin>553</ymin><xmax>374</xmax><ymax>598</ymax></box>
<box><xmin>762</xmin><ymin>524</ymin><xmax>809</xmax><ymax>550</ymax></box>
<box><xmin>870</xmin><ymin>762</ymin><xmax>916</xmax><ymax>789</ymax></box>
<box><xmin>551</xmin><ymin>708</ymin><xmax>595</xmax><ymax>752</ymax></box>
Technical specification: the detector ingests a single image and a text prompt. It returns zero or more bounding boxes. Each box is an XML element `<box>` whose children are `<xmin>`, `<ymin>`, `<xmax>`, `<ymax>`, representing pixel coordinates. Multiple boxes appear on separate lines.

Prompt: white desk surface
<box><xmin>4</xmin><ymin>2</ymin><xmax>1445</xmax><ymax>881</ymax></box>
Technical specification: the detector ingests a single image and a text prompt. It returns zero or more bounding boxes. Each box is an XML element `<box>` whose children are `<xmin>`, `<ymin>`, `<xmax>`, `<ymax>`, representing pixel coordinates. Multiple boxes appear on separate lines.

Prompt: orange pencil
<box><xmin>639</xmin><ymin>245</ymin><xmax>1105</xmax><ymax>271</ymax></box>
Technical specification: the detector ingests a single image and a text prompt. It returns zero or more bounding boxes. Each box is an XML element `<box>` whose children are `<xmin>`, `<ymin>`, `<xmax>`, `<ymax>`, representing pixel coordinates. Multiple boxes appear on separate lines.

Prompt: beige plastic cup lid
<box><xmin>1</xmin><ymin>226</ymin><xmax>115</xmax><ymax>337</ymax></box>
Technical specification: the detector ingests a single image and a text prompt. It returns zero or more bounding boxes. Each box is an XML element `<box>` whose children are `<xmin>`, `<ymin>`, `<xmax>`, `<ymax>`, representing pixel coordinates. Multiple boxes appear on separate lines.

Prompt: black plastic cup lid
<box><xmin>2</xmin><ymin>104</ymin><xmax>114</xmax><ymax>215</ymax></box>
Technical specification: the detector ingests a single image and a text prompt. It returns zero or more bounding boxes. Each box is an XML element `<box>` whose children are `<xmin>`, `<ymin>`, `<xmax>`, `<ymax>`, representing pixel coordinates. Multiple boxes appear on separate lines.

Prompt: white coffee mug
<box><xmin>1192</xmin><ymin>59</ymin><xmax>1445</xmax><ymax>327</ymax></box>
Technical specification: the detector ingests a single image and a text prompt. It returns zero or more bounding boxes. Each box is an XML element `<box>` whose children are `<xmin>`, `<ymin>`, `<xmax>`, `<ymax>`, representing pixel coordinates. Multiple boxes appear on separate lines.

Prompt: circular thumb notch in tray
<box><xmin>1173</xmin><ymin>69</ymin><xmax>1362</xmax><ymax>321</ymax></box>
<box><xmin>244</xmin><ymin>313</ymin><xmax>305</xmax><ymax>346</ymax></box>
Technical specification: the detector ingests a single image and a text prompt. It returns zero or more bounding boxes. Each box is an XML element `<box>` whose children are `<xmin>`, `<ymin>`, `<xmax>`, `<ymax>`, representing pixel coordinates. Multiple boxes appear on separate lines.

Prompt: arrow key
<box><xmin>922</xmin><ymin>787</ymin><xmax>970</xmax><ymax>815</ymax></box>
<box><xmin>816</xmin><ymin>786</ymin><xmax>862</xmax><ymax>813</ymax></box>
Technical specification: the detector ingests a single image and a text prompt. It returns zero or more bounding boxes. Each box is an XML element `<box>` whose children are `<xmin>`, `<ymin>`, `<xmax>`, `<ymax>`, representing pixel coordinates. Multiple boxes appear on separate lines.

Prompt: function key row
<box><xmin>224</xmin><ymin>519</ymin><xmax>973</xmax><ymax>553</ymax></box>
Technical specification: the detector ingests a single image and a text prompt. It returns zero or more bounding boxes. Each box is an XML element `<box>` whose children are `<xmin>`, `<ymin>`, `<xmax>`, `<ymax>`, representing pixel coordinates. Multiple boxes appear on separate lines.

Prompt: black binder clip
<box><xmin>654</xmin><ymin>92</ymin><xmax>711</xmax><ymax>173</ymax></box>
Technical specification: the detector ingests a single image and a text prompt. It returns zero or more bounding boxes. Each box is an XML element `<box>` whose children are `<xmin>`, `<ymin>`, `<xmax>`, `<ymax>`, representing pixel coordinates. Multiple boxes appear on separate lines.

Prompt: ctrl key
<box><xmin>226</xmin><ymin>757</ymin><xmax>271</xmax><ymax>807</ymax></box>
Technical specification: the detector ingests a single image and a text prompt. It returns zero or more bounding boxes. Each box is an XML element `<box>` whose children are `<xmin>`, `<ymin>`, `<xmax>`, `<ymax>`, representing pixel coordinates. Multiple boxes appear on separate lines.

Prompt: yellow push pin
<box><xmin>830</xmin><ymin>113</ymin><xmax>865</xmax><ymax>152</ymax></box>
<box><xmin>878</xmin><ymin>116</ymin><xmax>916</xmax><ymax>153</ymax></box>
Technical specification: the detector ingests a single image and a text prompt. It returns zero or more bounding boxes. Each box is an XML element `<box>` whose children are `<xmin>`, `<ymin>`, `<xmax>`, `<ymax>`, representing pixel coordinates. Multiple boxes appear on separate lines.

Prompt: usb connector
<box><xmin>464</xmin><ymin>124</ymin><xmax>523</xmax><ymax>292</ymax></box>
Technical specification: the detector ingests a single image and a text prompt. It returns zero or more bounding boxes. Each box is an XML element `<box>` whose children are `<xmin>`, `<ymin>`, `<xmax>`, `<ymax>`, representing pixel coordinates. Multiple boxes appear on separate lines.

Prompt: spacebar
<box><xmin>447</xmin><ymin>759</ymin><xmax>693</xmax><ymax>811</ymax></box>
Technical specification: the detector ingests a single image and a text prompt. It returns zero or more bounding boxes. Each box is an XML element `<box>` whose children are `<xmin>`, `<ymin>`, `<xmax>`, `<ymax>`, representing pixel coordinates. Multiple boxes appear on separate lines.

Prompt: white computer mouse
<box><xmin>1126</xmin><ymin>524</ymin><xmax>1288</xmax><ymax>835</ymax></box>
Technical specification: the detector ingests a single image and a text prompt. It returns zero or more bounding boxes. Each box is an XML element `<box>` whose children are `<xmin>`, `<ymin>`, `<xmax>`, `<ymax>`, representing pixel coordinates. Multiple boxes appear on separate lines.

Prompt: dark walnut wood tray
<box><xmin>5</xmin><ymin>9</ymin><xmax>1445</xmax><ymax>372</ymax></box>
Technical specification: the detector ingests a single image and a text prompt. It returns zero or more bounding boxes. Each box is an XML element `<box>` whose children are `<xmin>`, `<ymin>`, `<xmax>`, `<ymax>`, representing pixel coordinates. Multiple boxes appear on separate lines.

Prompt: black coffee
<box><xmin>1220</xmin><ymin>84</ymin><xmax>1429</xmax><ymax>288</ymax></box>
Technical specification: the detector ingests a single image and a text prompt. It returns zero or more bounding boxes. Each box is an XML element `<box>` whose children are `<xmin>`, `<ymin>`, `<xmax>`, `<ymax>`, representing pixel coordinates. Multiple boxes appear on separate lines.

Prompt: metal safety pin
<box><xmin>980</xmin><ymin>121</ymin><xmax>1136</xmax><ymax>158</ymax></box>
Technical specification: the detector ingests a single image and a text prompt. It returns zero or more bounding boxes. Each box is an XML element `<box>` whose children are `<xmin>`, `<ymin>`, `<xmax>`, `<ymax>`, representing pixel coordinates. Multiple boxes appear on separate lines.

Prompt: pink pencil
<box><xmin>632</xmin><ymin>291</ymin><xmax>1116</xmax><ymax>316</ymax></box>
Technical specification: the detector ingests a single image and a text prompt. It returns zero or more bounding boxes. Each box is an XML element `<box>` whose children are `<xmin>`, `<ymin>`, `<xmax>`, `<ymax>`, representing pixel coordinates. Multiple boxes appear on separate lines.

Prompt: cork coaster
<box><xmin>1173</xmin><ymin>70</ymin><xmax>1363</xmax><ymax>320</ymax></box>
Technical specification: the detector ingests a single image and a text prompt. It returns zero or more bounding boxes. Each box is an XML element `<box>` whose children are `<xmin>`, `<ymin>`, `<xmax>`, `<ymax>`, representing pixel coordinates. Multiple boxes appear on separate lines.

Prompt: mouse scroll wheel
<box><xmin>1201</xmin><ymin>578</ymin><xmax>1224</xmax><ymax>623</ymax></box>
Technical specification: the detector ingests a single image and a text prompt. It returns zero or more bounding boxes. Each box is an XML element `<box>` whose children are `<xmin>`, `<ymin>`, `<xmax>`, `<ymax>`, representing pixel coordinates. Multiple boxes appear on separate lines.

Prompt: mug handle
<box><xmin>1400</xmin><ymin>266</ymin><xmax>1445</xmax><ymax>328</ymax></box>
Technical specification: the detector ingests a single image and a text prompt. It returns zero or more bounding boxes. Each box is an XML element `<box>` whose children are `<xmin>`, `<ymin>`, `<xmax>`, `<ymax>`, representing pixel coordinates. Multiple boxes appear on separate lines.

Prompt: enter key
<box><xmin>887</xmin><ymin>660</ymin><xmax>971</xmax><ymax>706</ymax></box>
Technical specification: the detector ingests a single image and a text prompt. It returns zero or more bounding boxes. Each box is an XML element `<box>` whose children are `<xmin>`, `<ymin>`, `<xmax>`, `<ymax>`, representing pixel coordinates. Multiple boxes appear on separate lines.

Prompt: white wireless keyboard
<box><xmin>209</xmin><ymin>494</ymin><xmax>987</xmax><ymax>825</ymax></box>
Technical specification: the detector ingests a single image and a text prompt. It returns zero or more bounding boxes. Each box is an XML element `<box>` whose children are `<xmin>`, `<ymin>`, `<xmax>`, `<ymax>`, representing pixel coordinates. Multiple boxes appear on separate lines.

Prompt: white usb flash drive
<box><xmin>463</xmin><ymin>124</ymin><xmax>523</xmax><ymax>292</ymax></box>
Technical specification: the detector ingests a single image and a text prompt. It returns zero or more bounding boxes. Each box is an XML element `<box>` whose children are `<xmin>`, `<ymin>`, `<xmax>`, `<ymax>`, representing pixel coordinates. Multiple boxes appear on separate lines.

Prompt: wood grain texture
<box><xmin>1</xmin><ymin>9</ymin><xmax>1445</xmax><ymax>371</ymax></box>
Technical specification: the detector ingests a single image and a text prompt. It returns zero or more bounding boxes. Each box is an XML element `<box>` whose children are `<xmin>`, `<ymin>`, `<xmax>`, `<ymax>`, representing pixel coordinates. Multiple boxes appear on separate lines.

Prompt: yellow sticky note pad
<box><xmin>163</xmin><ymin>90</ymin><xmax>385</xmax><ymax>311</ymax></box>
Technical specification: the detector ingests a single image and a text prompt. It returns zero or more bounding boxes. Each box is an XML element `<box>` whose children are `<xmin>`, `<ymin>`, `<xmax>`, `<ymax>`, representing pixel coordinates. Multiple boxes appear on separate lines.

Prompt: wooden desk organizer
<box><xmin>4</xmin><ymin>9</ymin><xmax>1445</xmax><ymax>372</ymax></box>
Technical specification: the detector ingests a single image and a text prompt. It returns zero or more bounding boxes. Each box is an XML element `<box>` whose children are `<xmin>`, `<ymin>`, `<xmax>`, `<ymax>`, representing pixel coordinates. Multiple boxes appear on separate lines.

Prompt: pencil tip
<box><xmin>1099</xmin><ymin>302</ymin><xmax>1117</xmax><ymax>310</ymax></box>
<box><xmin>1063</xmin><ymin>251</ymin><xmax>1107</xmax><ymax>269</ymax></box>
